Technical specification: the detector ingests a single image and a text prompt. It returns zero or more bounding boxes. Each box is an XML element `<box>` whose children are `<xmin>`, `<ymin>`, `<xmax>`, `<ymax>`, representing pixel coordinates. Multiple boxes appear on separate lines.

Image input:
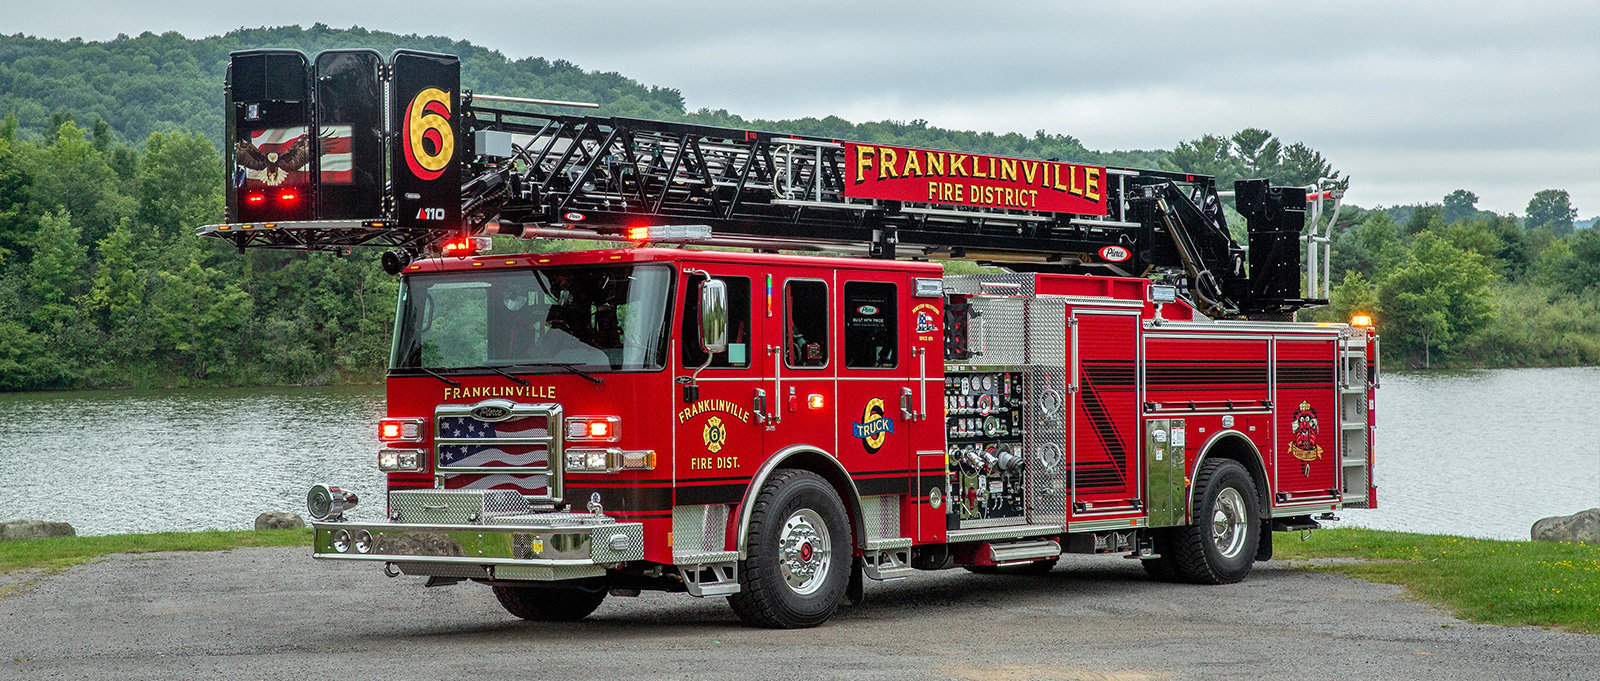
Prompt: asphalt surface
<box><xmin>2</xmin><ymin>547</ymin><xmax>1595</xmax><ymax>681</ymax></box>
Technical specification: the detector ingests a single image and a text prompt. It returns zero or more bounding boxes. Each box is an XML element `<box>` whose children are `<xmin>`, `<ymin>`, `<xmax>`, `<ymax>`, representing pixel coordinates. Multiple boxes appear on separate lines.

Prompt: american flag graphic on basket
<box><xmin>317</xmin><ymin>125</ymin><xmax>352</xmax><ymax>184</ymax></box>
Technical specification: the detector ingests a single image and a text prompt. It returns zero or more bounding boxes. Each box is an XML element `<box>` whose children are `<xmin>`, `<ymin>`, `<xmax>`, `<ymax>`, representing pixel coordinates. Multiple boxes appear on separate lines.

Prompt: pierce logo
<box><xmin>857</xmin><ymin>305</ymin><xmax>879</xmax><ymax>316</ymax></box>
<box><xmin>1098</xmin><ymin>245</ymin><xmax>1131</xmax><ymax>262</ymax></box>
<box><xmin>471</xmin><ymin>404</ymin><xmax>511</xmax><ymax>421</ymax></box>
<box><xmin>403</xmin><ymin>87</ymin><xmax>454</xmax><ymax>181</ymax></box>
<box><xmin>850</xmin><ymin>397</ymin><xmax>895</xmax><ymax>454</ymax></box>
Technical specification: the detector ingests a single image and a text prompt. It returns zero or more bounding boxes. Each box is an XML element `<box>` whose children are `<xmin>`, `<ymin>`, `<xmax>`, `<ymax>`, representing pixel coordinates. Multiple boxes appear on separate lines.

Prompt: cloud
<box><xmin>8</xmin><ymin>0</ymin><xmax>1599</xmax><ymax>214</ymax></box>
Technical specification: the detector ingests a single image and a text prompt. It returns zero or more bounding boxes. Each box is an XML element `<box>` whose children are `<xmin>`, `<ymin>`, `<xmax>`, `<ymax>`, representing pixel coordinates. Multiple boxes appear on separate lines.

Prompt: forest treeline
<box><xmin>0</xmin><ymin>26</ymin><xmax>1595</xmax><ymax>390</ymax></box>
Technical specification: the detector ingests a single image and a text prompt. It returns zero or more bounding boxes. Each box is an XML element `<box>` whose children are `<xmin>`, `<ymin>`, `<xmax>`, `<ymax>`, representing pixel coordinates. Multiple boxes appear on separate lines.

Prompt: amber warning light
<box><xmin>1350</xmin><ymin>313</ymin><xmax>1374</xmax><ymax>329</ymax></box>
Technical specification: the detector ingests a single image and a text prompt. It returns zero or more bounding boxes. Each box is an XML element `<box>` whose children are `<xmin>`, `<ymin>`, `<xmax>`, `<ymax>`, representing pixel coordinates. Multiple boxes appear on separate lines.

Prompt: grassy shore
<box><xmin>1275</xmin><ymin>527</ymin><xmax>1600</xmax><ymax>634</ymax></box>
<box><xmin>0</xmin><ymin>529</ymin><xmax>311</xmax><ymax>575</ymax></box>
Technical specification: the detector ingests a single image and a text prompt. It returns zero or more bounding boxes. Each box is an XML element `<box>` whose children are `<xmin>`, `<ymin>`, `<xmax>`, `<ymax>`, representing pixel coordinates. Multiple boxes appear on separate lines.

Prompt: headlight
<box><xmin>307</xmin><ymin>484</ymin><xmax>359</xmax><ymax>521</ymax></box>
<box><xmin>331</xmin><ymin>528</ymin><xmax>352</xmax><ymax>553</ymax></box>
<box><xmin>377</xmin><ymin>449</ymin><xmax>424</xmax><ymax>472</ymax></box>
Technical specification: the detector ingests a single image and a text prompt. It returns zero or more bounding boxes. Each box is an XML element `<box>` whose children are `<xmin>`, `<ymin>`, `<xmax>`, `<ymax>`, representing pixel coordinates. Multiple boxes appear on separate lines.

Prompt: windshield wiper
<box><xmin>482</xmin><ymin>365</ymin><xmax>531</xmax><ymax>386</ymax></box>
<box><xmin>414</xmin><ymin>367</ymin><xmax>461</xmax><ymax>387</ymax></box>
<box><xmin>503</xmin><ymin>362</ymin><xmax>605</xmax><ymax>387</ymax></box>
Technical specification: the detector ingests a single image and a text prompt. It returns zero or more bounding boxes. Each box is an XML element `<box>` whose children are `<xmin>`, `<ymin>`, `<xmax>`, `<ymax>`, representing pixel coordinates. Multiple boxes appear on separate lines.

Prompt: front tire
<box><xmin>493</xmin><ymin>585</ymin><xmax>607</xmax><ymax>621</ymax></box>
<box><xmin>1167</xmin><ymin>459</ymin><xmax>1259</xmax><ymax>584</ymax></box>
<box><xmin>728</xmin><ymin>469</ymin><xmax>852</xmax><ymax>628</ymax></box>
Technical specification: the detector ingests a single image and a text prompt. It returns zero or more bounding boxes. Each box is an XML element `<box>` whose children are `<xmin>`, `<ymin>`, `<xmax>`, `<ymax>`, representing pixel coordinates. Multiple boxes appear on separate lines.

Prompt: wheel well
<box><xmin>735</xmin><ymin>447</ymin><xmax>865</xmax><ymax>558</ymax></box>
<box><xmin>1191</xmin><ymin>431</ymin><xmax>1270</xmax><ymax>518</ymax></box>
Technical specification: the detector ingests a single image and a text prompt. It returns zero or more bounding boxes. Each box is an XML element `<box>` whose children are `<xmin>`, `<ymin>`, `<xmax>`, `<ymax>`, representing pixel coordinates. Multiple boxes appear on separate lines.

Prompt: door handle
<box><xmin>900</xmin><ymin>387</ymin><xmax>916</xmax><ymax>421</ymax></box>
<box><xmin>753</xmin><ymin>388</ymin><xmax>768</xmax><ymax>424</ymax></box>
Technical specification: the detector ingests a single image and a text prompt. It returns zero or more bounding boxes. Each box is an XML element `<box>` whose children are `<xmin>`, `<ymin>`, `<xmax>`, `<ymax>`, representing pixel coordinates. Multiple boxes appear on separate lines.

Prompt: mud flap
<box><xmin>843</xmin><ymin>556</ymin><xmax>865</xmax><ymax>606</ymax></box>
<box><xmin>1255</xmin><ymin>520</ymin><xmax>1274</xmax><ymax>561</ymax></box>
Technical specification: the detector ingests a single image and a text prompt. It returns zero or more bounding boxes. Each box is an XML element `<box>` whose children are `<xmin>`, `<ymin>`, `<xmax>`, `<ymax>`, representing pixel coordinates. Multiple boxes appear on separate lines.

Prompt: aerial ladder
<box><xmin>204</xmin><ymin>48</ymin><xmax>1337</xmax><ymax>320</ymax></box>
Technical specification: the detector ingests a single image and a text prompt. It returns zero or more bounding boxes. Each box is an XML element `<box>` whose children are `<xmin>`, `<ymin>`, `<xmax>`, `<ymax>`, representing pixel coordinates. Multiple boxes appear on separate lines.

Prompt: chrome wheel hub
<box><xmin>1211</xmin><ymin>487</ymin><xmax>1248</xmax><ymax>559</ymax></box>
<box><xmin>778</xmin><ymin>508</ymin><xmax>832</xmax><ymax>595</ymax></box>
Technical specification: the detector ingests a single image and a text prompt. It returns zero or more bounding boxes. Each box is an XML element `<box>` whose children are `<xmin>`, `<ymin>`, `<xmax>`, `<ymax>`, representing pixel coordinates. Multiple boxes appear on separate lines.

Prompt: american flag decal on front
<box><xmin>437</xmin><ymin>443</ymin><xmax>550</xmax><ymax>468</ymax></box>
<box><xmin>443</xmin><ymin>473</ymin><xmax>550</xmax><ymax>494</ymax></box>
<box><xmin>436</xmin><ymin>414</ymin><xmax>551</xmax><ymax>468</ymax></box>
<box><xmin>433</xmin><ymin>403</ymin><xmax>559</xmax><ymax>498</ymax></box>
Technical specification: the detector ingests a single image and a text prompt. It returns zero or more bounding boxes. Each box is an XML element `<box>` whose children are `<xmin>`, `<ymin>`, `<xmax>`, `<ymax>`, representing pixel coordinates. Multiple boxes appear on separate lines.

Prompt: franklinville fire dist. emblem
<box><xmin>703</xmin><ymin>416</ymin><xmax>727</xmax><ymax>454</ymax></box>
<box><xmin>1288</xmin><ymin>401</ymin><xmax>1323</xmax><ymax>462</ymax></box>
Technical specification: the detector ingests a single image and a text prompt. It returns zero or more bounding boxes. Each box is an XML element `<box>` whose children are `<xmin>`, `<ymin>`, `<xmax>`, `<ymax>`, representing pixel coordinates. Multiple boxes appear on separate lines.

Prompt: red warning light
<box><xmin>246</xmin><ymin>193</ymin><xmax>265</xmax><ymax>204</ymax></box>
<box><xmin>439</xmin><ymin>237</ymin><xmax>473</xmax><ymax>256</ymax></box>
<box><xmin>278</xmin><ymin>191</ymin><xmax>298</xmax><ymax>202</ymax></box>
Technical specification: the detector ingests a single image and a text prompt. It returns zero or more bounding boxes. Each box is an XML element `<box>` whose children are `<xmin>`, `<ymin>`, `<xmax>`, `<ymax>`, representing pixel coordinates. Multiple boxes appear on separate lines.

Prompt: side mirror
<box><xmin>698</xmin><ymin>279</ymin><xmax>729</xmax><ymax>354</ymax></box>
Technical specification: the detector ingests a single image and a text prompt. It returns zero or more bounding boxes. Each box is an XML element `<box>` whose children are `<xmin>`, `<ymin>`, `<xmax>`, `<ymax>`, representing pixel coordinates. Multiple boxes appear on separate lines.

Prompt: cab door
<box><xmin>832</xmin><ymin>274</ymin><xmax>916</xmax><ymax>509</ymax></box>
<box><xmin>673</xmin><ymin>267</ymin><xmax>765</xmax><ymax>511</ymax></box>
<box><xmin>761</xmin><ymin>270</ymin><xmax>836</xmax><ymax>462</ymax></box>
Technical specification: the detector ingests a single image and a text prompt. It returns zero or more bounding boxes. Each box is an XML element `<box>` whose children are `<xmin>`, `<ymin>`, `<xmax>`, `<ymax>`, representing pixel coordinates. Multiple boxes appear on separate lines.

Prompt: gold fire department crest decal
<box><xmin>703</xmin><ymin>416</ymin><xmax>727</xmax><ymax>453</ymax></box>
<box><xmin>1288</xmin><ymin>401</ymin><xmax>1324</xmax><ymax>462</ymax></box>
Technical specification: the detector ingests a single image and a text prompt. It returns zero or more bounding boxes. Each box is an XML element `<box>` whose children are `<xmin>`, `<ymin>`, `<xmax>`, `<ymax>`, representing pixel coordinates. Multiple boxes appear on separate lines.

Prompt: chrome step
<box><xmin>986</xmin><ymin>539</ymin><xmax>1062</xmax><ymax>564</ymax></box>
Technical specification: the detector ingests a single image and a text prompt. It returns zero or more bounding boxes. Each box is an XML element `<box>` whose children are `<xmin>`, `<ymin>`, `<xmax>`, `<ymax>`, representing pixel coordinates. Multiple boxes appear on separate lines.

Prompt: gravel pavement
<box><xmin>2</xmin><ymin>547</ymin><xmax>1595</xmax><ymax>680</ymax></box>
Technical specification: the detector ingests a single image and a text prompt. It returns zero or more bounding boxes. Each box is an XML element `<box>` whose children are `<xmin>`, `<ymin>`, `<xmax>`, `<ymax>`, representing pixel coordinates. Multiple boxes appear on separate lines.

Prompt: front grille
<box><xmin>435</xmin><ymin>400</ymin><xmax>563</xmax><ymax>504</ymax></box>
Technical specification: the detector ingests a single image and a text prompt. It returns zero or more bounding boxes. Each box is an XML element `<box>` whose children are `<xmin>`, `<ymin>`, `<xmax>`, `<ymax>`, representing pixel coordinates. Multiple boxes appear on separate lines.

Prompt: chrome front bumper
<box><xmin>311</xmin><ymin>512</ymin><xmax>645</xmax><ymax>582</ymax></box>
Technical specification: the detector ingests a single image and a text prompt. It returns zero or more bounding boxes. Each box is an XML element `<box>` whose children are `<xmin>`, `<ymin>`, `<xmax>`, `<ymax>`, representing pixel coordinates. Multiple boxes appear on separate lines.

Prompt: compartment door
<box><xmin>1069</xmin><ymin>309</ymin><xmax>1143</xmax><ymax>516</ymax></box>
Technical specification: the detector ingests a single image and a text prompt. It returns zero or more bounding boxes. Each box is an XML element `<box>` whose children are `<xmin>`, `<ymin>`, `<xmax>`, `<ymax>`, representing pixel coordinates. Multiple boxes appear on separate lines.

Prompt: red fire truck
<box><xmin>203</xmin><ymin>49</ymin><xmax>1377</xmax><ymax>628</ymax></box>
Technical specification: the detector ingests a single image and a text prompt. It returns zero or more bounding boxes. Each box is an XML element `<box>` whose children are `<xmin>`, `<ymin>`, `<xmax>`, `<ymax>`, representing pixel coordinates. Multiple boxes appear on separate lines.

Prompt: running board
<box><xmin>1271</xmin><ymin>517</ymin><xmax>1322</xmax><ymax>533</ymax></box>
<box><xmin>986</xmin><ymin>539</ymin><xmax>1062</xmax><ymax>564</ymax></box>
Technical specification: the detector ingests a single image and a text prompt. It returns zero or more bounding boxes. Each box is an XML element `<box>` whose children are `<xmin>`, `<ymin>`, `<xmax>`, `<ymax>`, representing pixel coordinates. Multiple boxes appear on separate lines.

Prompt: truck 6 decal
<box><xmin>852</xmin><ymin>397</ymin><xmax>895</xmax><ymax>453</ymax></box>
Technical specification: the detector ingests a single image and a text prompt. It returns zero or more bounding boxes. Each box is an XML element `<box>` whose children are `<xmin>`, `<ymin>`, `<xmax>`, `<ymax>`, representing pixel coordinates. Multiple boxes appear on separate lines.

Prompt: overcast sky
<box><xmin>8</xmin><ymin>1</ymin><xmax>1598</xmax><ymax>216</ymax></box>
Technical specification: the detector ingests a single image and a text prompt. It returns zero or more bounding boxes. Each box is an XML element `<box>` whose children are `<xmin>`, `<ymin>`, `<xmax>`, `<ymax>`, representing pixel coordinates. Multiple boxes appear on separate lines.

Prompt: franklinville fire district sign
<box><xmin>844</xmin><ymin>143</ymin><xmax>1108</xmax><ymax>215</ymax></box>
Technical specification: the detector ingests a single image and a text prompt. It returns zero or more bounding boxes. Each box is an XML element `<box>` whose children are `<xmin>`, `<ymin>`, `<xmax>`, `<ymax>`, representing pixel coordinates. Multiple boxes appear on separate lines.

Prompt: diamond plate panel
<box><xmin>389</xmin><ymin>489</ymin><xmax>530</xmax><ymax>524</ymax></box>
<box><xmin>672</xmin><ymin>504</ymin><xmax>729</xmax><ymax>555</ymax></box>
<box><xmin>589</xmin><ymin>522</ymin><xmax>646</xmax><ymax>564</ymax></box>
<box><xmin>860</xmin><ymin>494</ymin><xmax>903</xmax><ymax>540</ymax></box>
<box><xmin>1024</xmin><ymin>295</ymin><xmax>1069</xmax><ymax>525</ymax></box>
<box><xmin>967</xmin><ymin>296</ymin><xmax>1029</xmax><ymax>366</ymax></box>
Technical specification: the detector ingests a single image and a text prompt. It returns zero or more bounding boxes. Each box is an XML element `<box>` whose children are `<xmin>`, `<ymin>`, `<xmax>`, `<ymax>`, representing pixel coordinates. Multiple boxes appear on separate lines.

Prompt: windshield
<box><xmin>391</xmin><ymin>264</ymin><xmax>673</xmax><ymax>372</ymax></box>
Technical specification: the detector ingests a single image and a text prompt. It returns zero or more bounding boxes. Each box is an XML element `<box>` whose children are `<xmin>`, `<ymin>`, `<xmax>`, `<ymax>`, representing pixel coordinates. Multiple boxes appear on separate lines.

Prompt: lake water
<box><xmin>2</xmin><ymin>369</ymin><xmax>1597</xmax><ymax>539</ymax></box>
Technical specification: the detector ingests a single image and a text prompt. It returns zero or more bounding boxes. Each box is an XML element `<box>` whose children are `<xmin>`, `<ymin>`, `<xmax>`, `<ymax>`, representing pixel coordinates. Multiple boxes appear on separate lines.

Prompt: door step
<box><xmin>985</xmin><ymin>539</ymin><xmax>1062</xmax><ymax>564</ymax></box>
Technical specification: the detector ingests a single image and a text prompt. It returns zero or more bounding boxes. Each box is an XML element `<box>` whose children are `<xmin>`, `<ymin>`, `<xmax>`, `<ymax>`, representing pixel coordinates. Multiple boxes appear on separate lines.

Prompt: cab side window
<box><xmin>681</xmin><ymin>276</ymin><xmax>751</xmax><ymax>368</ymax></box>
<box><xmin>785</xmin><ymin>280</ymin><xmax>829</xmax><ymax>368</ymax></box>
<box><xmin>844</xmin><ymin>281</ymin><xmax>898</xmax><ymax>369</ymax></box>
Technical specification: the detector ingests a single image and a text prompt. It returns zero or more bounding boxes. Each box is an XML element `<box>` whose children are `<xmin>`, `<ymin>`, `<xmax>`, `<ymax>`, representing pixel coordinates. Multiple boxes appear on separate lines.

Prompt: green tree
<box><xmin>136</xmin><ymin>131</ymin><xmax>224</xmax><ymax>238</ymax></box>
<box><xmin>148</xmin><ymin>250</ymin><xmax>252</xmax><ymax>379</ymax></box>
<box><xmin>1533</xmin><ymin>228</ymin><xmax>1600</xmax><ymax>296</ymax></box>
<box><xmin>1441</xmin><ymin>189</ymin><xmax>1479</xmax><ymax>224</ymax></box>
<box><xmin>23</xmin><ymin>210</ymin><xmax>90</xmax><ymax>330</ymax></box>
<box><xmin>1164</xmin><ymin>133</ymin><xmax>1242</xmax><ymax>185</ymax></box>
<box><xmin>1525</xmin><ymin>189</ymin><xmax>1577</xmax><ymax>235</ymax></box>
<box><xmin>1405</xmin><ymin>204</ymin><xmax>1442</xmax><ymax>236</ymax></box>
<box><xmin>1378</xmin><ymin>232</ymin><xmax>1500</xmax><ymax>368</ymax></box>
<box><xmin>1328</xmin><ymin>270</ymin><xmax>1379</xmax><ymax>324</ymax></box>
<box><xmin>1330</xmin><ymin>211</ymin><xmax>1406</xmax><ymax>280</ymax></box>
<box><xmin>23</xmin><ymin>121</ymin><xmax>135</xmax><ymax>247</ymax></box>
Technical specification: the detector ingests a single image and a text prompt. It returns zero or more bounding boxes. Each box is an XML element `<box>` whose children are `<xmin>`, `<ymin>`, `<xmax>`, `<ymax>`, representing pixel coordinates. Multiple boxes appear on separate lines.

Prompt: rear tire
<box><xmin>727</xmin><ymin>469</ymin><xmax>852</xmax><ymax>628</ymax></box>
<box><xmin>493</xmin><ymin>585</ymin><xmax>607</xmax><ymax>622</ymax></box>
<box><xmin>1168</xmin><ymin>459</ymin><xmax>1260</xmax><ymax>584</ymax></box>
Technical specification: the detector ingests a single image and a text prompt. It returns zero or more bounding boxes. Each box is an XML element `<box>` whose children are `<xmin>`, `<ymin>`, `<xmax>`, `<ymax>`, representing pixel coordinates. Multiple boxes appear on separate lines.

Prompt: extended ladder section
<box><xmin>200</xmin><ymin>48</ymin><xmax>1329</xmax><ymax>318</ymax></box>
